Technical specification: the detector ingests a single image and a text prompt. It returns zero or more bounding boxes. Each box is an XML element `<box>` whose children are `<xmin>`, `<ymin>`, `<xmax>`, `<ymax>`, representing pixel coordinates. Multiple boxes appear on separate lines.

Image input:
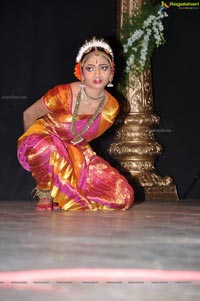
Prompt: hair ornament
<box><xmin>76</xmin><ymin>37</ymin><xmax>114</xmax><ymax>63</ymax></box>
<box><xmin>74</xmin><ymin>62</ymin><xmax>82</xmax><ymax>80</ymax></box>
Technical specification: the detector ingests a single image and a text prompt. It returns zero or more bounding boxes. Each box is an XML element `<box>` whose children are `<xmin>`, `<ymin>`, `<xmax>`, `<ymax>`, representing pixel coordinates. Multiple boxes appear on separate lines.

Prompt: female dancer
<box><xmin>17</xmin><ymin>37</ymin><xmax>134</xmax><ymax>211</ymax></box>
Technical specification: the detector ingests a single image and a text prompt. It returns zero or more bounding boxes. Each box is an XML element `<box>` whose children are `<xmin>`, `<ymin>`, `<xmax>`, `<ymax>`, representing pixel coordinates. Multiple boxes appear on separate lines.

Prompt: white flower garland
<box><xmin>123</xmin><ymin>8</ymin><xmax>168</xmax><ymax>75</ymax></box>
<box><xmin>76</xmin><ymin>38</ymin><xmax>114</xmax><ymax>63</ymax></box>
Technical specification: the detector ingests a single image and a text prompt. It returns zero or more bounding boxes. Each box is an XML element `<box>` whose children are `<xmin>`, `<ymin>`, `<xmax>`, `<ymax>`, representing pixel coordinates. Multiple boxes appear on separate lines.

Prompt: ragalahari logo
<box><xmin>161</xmin><ymin>1</ymin><xmax>170</xmax><ymax>9</ymax></box>
<box><xmin>161</xmin><ymin>1</ymin><xmax>200</xmax><ymax>10</ymax></box>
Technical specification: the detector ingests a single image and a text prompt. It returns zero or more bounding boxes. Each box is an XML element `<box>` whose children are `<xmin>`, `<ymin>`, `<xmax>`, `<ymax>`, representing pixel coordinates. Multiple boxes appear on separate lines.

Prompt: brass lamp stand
<box><xmin>108</xmin><ymin>0</ymin><xmax>179</xmax><ymax>200</ymax></box>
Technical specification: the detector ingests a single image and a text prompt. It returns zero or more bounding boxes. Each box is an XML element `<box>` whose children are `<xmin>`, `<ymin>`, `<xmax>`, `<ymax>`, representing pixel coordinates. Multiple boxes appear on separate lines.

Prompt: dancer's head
<box><xmin>74</xmin><ymin>37</ymin><xmax>115</xmax><ymax>83</ymax></box>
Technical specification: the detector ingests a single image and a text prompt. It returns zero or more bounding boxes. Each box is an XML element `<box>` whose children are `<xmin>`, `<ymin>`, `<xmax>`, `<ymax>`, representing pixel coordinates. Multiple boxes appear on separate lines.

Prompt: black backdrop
<box><xmin>152</xmin><ymin>5</ymin><xmax>200</xmax><ymax>198</ymax></box>
<box><xmin>0</xmin><ymin>0</ymin><xmax>200</xmax><ymax>200</ymax></box>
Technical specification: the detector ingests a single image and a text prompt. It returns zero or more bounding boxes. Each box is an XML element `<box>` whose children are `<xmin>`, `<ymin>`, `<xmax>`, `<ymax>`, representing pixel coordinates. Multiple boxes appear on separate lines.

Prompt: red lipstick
<box><xmin>93</xmin><ymin>79</ymin><xmax>102</xmax><ymax>84</ymax></box>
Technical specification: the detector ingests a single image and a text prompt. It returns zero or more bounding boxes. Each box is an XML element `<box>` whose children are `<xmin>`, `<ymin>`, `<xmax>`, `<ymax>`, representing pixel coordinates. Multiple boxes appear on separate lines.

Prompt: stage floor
<box><xmin>0</xmin><ymin>199</ymin><xmax>200</xmax><ymax>300</ymax></box>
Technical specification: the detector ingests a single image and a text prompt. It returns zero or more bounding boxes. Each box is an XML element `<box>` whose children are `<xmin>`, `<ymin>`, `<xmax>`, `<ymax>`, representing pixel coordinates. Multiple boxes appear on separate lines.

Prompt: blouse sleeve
<box><xmin>42</xmin><ymin>84</ymin><xmax>72</xmax><ymax>113</ymax></box>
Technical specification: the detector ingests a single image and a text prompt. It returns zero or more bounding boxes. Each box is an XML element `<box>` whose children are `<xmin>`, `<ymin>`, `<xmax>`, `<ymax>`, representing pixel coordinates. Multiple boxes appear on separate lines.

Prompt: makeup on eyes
<box><xmin>84</xmin><ymin>64</ymin><xmax>109</xmax><ymax>72</ymax></box>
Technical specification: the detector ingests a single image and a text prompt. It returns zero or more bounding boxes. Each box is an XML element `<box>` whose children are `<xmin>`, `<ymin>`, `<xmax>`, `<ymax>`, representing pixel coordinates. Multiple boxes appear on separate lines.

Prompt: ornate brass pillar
<box><xmin>109</xmin><ymin>0</ymin><xmax>179</xmax><ymax>200</ymax></box>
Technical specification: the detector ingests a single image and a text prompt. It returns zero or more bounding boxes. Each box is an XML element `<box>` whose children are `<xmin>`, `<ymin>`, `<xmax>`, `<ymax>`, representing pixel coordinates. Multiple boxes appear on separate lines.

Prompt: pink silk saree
<box><xmin>17</xmin><ymin>84</ymin><xmax>134</xmax><ymax>210</ymax></box>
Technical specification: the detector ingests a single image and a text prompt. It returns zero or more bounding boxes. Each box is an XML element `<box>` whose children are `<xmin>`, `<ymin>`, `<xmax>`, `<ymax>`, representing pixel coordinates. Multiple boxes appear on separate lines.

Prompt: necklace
<box><xmin>83</xmin><ymin>88</ymin><xmax>104</xmax><ymax>100</ymax></box>
<box><xmin>71</xmin><ymin>88</ymin><xmax>106</xmax><ymax>145</ymax></box>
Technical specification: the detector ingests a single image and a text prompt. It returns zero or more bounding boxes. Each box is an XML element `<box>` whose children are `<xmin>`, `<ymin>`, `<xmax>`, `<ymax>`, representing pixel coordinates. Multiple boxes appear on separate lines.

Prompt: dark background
<box><xmin>152</xmin><ymin>4</ymin><xmax>200</xmax><ymax>198</ymax></box>
<box><xmin>0</xmin><ymin>0</ymin><xmax>200</xmax><ymax>200</ymax></box>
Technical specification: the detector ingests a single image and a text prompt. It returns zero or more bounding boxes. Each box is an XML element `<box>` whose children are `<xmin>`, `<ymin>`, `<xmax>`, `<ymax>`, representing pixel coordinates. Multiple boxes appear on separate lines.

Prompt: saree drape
<box><xmin>18</xmin><ymin>84</ymin><xmax>134</xmax><ymax>210</ymax></box>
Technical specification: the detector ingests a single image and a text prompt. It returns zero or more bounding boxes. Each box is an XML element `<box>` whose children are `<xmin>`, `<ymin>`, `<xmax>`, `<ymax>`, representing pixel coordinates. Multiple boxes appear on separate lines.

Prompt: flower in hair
<box><xmin>76</xmin><ymin>37</ymin><xmax>114</xmax><ymax>63</ymax></box>
<box><xmin>74</xmin><ymin>62</ymin><xmax>82</xmax><ymax>80</ymax></box>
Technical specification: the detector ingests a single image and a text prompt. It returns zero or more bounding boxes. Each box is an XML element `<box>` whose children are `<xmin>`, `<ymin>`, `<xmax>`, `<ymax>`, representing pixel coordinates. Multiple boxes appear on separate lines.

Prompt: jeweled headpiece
<box><xmin>76</xmin><ymin>37</ymin><xmax>114</xmax><ymax>63</ymax></box>
<box><xmin>74</xmin><ymin>37</ymin><xmax>114</xmax><ymax>81</ymax></box>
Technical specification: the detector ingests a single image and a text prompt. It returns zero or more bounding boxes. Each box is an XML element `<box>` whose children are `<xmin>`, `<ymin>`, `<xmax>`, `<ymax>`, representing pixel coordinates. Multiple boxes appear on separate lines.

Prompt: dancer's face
<box><xmin>81</xmin><ymin>53</ymin><xmax>113</xmax><ymax>90</ymax></box>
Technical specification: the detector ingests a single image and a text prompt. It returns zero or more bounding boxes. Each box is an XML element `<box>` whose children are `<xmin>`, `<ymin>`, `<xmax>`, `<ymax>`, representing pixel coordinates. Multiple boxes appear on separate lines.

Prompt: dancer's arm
<box><xmin>23</xmin><ymin>97</ymin><xmax>49</xmax><ymax>131</ymax></box>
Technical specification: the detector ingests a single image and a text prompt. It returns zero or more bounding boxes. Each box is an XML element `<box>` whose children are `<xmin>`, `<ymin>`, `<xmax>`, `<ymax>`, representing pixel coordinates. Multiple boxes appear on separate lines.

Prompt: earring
<box><xmin>107</xmin><ymin>81</ymin><xmax>113</xmax><ymax>87</ymax></box>
<box><xmin>80</xmin><ymin>79</ymin><xmax>85</xmax><ymax>88</ymax></box>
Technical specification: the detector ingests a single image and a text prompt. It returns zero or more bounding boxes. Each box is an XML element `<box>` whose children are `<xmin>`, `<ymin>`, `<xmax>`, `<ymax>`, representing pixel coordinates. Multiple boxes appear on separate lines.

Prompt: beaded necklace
<box><xmin>70</xmin><ymin>88</ymin><xmax>106</xmax><ymax>145</ymax></box>
<box><xmin>83</xmin><ymin>88</ymin><xmax>104</xmax><ymax>100</ymax></box>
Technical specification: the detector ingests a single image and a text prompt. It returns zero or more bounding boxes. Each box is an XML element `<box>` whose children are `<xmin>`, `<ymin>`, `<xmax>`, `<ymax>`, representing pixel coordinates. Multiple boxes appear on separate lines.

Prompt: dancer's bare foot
<box><xmin>35</xmin><ymin>198</ymin><xmax>53</xmax><ymax>211</ymax></box>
